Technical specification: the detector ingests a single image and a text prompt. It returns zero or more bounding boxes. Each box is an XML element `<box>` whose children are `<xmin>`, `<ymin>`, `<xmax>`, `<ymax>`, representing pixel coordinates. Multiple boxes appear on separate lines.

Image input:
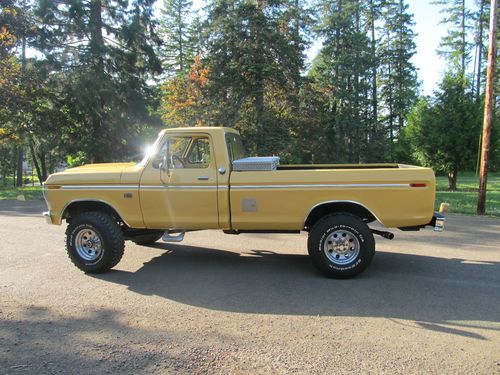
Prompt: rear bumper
<box><xmin>427</xmin><ymin>212</ymin><xmax>446</xmax><ymax>232</ymax></box>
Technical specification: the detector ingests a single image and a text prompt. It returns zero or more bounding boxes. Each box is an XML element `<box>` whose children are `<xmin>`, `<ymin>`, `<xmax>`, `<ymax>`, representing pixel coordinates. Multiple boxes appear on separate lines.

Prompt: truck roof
<box><xmin>160</xmin><ymin>126</ymin><xmax>239</xmax><ymax>135</ymax></box>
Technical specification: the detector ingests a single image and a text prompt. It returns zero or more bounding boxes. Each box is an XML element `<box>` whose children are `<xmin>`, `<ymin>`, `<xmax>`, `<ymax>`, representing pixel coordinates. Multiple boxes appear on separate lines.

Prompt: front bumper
<box><xmin>43</xmin><ymin>211</ymin><xmax>52</xmax><ymax>224</ymax></box>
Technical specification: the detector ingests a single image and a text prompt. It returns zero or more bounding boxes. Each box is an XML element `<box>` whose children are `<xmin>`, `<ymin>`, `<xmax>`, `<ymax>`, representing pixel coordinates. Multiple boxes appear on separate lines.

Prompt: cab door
<box><xmin>139</xmin><ymin>133</ymin><xmax>219</xmax><ymax>229</ymax></box>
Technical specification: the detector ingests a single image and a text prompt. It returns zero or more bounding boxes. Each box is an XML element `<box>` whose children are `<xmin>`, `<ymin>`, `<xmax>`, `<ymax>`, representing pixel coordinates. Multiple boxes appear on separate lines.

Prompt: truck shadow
<box><xmin>96</xmin><ymin>243</ymin><xmax>500</xmax><ymax>339</ymax></box>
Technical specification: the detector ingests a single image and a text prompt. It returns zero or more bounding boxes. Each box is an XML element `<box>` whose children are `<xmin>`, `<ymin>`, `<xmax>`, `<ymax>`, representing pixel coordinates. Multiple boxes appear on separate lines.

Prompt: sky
<box><xmin>406</xmin><ymin>0</ymin><xmax>448</xmax><ymax>95</ymax></box>
<box><xmin>166</xmin><ymin>0</ymin><xmax>478</xmax><ymax>96</ymax></box>
<box><xmin>406</xmin><ymin>0</ymin><xmax>478</xmax><ymax>95</ymax></box>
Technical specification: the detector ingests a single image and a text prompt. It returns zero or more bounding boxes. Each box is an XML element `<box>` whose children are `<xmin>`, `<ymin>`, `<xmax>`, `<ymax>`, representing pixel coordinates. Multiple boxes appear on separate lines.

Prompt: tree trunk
<box><xmin>29</xmin><ymin>141</ymin><xmax>43</xmax><ymax>183</ymax></box>
<box><xmin>40</xmin><ymin>150</ymin><xmax>47</xmax><ymax>181</ymax></box>
<box><xmin>89</xmin><ymin>0</ymin><xmax>105</xmax><ymax>163</ymax></box>
<box><xmin>16</xmin><ymin>147</ymin><xmax>23</xmax><ymax>187</ymax></box>
<box><xmin>388</xmin><ymin>62</ymin><xmax>394</xmax><ymax>161</ymax></box>
<box><xmin>461</xmin><ymin>0</ymin><xmax>466</xmax><ymax>76</ymax></box>
<box><xmin>447</xmin><ymin>166</ymin><xmax>458</xmax><ymax>191</ymax></box>
<box><xmin>292</xmin><ymin>0</ymin><xmax>301</xmax><ymax>91</ymax></box>
<box><xmin>1</xmin><ymin>148</ymin><xmax>7</xmax><ymax>187</ymax></box>
<box><xmin>12</xmin><ymin>159</ymin><xmax>17</xmax><ymax>187</ymax></box>
<box><xmin>178</xmin><ymin>5</ymin><xmax>184</xmax><ymax>71</ymax></box>
<box><xmin>253</xmin><ymin>2</ymin><xmax>266</xmax><ymax>145</ymax></box>
<box><xmin>476</xmin><ymin>0</ymin><xmax>485</xmax><ymax>103</ymax></box>
<box><xmin>16</xmin><ymin>0</ymin><xmax>27</xmax><ymax>188</ymax></box>
<box><xmin>397</xmin><ymin>0</ymin><xmax>404</xmax><ymax>134</ymax></box>
<box><xmin>370</xmin><ymin>0</ymin><xmax>378</xmax><ymax>144</ymax></box>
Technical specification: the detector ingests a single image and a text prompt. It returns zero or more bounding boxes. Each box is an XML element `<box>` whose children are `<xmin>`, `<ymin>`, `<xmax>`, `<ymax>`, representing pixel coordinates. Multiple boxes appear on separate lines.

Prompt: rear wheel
<box><xmin>65</xmin><ymin>211</ymin><xmax>124</xmax><ymax>273</ymax></box>
<box><xmin>307</xmin><ymin>213</ymin><xmax>375</xmax><ymax>278</ymax></box>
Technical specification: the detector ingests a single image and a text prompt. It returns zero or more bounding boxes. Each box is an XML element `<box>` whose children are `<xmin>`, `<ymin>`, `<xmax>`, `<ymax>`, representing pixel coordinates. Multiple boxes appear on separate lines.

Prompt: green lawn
<box><xmin>435</xmin><ymin>172</ymin><xmax>500</xmax><ymax>217</ymax></box>
<box><xmin>0</xmin><ymin>185</ymin><xmax>44</xmax><ymax>200</ymax></box>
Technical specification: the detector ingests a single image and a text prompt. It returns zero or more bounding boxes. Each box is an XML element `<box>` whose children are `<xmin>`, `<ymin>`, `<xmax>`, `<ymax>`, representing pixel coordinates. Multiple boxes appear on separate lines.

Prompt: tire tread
<box><xmin>307</xmin><ymin>213</ymin><xmax>375</xmax><ymax>278</ymax></box>
<box><xmin>65</xmin><ymin>211</ymin><xmax>124</xmax><ymax>273</ymax></box>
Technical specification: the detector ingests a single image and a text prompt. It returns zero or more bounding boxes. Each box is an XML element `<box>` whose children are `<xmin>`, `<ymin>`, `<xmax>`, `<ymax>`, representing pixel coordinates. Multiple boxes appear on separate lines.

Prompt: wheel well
<box><xmin>63</xmin><ymin>201</ymin><xmax>125</xmax><ymax>225</ymax></box>
<box><xmin>304</xmin><ymin>201</ymin><xmax>378</xmax><ymax>230</ymax></box>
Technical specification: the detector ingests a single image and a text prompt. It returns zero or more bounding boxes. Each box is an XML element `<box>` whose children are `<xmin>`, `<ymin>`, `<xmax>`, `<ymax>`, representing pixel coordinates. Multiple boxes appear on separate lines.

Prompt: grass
<box><xmin>0</xmin><ymin>175</ymin><xmax>43</xmax><ymax>200</ymax></box>
<box><xmin>435</xmin><ymin>172</ymin><xmax>500</xmax><ymax>217</ymax></box>
<box><xmin>0</xmin><ymin>185</ymin><xmax>44</xmax><ymax>200</ymax></box>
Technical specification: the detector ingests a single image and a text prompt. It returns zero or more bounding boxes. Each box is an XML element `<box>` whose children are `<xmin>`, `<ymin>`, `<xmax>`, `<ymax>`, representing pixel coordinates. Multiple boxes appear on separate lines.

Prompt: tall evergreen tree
<box><xmin>432</xmin><ymin>0</ymin><xmax>473</xmax><ymax>76</ymax></box>
<box><xmin>203</xmin><ymin>0</ymin><xmax>309</xmax><ymax>155</ymax></box>
<box><xmin>189</xmin><ymin>12</ymin><xmax>204</xmax><ymax>56</ymax></box>
<box><xmin>158</xmin><ymin>0</ymin><xmax>195</xmax><ymax>75</ymax></box>
<box><xmin>366</xmin><ymin>0</ymin><xmax>383</xmax><ymax>160</ymax></box>
<box><xmin>313</xmin><ymin>0</ymin><xmax>373</xmax><ymax>163</ymax></box>
<box><xmin>34</xmin><ymin>0</ymin><xmax>162</xmax><ymax>162</ymax></box>
<box><xmin>404</xmin><ymin>74</ymin><xmax>480</xmax><ymax>189</ymax></box>
<box><xmin>379</xmin><ymin>0</ymin><xmax>418</xmax><ymax>160</ymax></box>
<box><xmin>473</xmin><ymin>0</ymin><xmax>488</xmax><ymax>101</ymax></box>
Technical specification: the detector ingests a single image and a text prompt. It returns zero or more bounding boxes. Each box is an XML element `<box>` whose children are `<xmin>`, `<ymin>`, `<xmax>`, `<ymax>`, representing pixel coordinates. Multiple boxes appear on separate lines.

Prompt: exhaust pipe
<box><xmin>371</xmin><ymin>229</ymin><xmax>394</xmax><ymax>240</ymax></box>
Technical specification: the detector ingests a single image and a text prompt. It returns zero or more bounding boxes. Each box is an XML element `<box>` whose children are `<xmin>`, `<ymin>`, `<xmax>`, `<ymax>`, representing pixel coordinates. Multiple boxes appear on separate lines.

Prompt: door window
<box><xmin>186</xmin><ymin>138</ymin><xmax>211</xmax><ymax>167</ymax></box>
<box><xmin>155</xmin><ymin>136</ymin><xmax>211</xmax><ymax>169</ymax></box>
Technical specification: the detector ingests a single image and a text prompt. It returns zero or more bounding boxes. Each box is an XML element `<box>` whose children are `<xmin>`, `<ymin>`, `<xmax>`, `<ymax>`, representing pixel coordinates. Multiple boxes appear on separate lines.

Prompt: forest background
<box><xmin>1</xmin><ymin>0</ymin><xmax>498</xmax><ymax>193</ymax></box>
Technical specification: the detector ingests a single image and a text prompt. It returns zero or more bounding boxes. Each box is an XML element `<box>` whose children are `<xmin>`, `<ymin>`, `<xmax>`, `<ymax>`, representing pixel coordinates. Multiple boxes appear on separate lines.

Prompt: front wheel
<box><xmin>307</xmin><ymin>214</ymin><xmax>375</xmax><ymax>278</ymax></box>
<box><xmin>65</xmin><ymin>211</ymin><xmax>125</xmax><ymax>273</ymax></box>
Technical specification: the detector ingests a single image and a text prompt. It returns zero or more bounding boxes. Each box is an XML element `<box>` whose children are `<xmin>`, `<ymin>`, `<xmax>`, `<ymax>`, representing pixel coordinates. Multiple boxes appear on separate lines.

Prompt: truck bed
<box><xmin>228</xmin><ymin>164</ymin><xmax>435</xmax><ymax>230</ymax></box>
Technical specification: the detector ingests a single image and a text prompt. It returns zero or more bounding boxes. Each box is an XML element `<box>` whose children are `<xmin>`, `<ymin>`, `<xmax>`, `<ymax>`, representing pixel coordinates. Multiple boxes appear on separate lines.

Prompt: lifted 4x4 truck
<box><xmin>43</xmin><ymin>127</ymin><xmax>444</xmax><ymax>278</ymax></box>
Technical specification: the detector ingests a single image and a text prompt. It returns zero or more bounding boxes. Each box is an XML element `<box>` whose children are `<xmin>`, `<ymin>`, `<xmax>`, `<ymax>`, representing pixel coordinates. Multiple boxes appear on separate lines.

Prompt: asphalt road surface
<box><xmin>1</xmin><ymin>200</ymin><xmax>499</xmax><ymax>374</ymax></box>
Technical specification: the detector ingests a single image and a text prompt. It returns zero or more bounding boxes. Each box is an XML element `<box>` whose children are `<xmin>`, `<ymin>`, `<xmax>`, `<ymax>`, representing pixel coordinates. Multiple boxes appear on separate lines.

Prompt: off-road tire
<box><xmin>308</xmin><ymin>213</ymin><xmax>375</xmax><ymax>278</ymax></box>
<box><xmin>131</xmin><ymin>231</ymin><xmax>164</xmax><ymax>246</ymax></box>
<box><xmin>65</xmin><ymin>211</ymin><xmax>124</xmax><ymax>273</ymax></box>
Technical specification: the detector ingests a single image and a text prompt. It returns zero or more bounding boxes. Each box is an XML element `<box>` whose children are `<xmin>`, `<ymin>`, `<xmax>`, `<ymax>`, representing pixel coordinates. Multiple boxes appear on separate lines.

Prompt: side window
<box><xmin>186</xmin><ymin>138</ymin><xmax>211</xmax><ymax>167</ymax></box>
<box><xmin>155</xmin><ymin>136</ymin><xmax>211</xmax><ymax>169</ymax></box>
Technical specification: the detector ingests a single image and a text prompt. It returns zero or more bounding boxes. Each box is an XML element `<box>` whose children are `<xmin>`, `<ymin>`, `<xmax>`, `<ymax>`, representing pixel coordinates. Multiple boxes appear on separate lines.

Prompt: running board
<box><xmin>162</xmin><ymin>230</ymin><xmax>185</xmax><ymax>242</ymax></box>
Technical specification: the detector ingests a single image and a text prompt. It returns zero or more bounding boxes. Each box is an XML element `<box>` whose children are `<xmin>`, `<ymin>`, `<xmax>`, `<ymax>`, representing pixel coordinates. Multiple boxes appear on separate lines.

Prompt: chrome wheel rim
<box><xmin>75</xmin><ymin>228</ymin><xmax>103</xmax><ymax>261</ymax></box>
<box><xmin>323</xmin><ymin>229</ymin><xmax>360</xmax><ymax>265</ymax></box>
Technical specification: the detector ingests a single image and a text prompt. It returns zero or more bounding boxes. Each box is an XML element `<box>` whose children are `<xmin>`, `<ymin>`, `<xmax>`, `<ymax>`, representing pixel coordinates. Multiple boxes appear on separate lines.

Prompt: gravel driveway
<box><xmin>1</xmin><ymin>200</ymin><xmax>499</xmax><ymax>374</ymax></box>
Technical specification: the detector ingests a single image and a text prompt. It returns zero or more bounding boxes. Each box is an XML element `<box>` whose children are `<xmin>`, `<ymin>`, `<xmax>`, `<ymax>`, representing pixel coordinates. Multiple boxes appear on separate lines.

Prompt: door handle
<box><xmin>197</xmin><ymin>176</ymin><xmax>209</xmax><ymax>181</ymax></box>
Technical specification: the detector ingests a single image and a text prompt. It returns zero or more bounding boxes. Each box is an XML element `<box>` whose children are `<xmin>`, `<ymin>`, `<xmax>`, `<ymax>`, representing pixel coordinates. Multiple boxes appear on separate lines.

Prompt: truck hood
<box><xmin>45</xmin><ymin>162</ymin><xmax>136</xmax><ymax>185</ymax></box>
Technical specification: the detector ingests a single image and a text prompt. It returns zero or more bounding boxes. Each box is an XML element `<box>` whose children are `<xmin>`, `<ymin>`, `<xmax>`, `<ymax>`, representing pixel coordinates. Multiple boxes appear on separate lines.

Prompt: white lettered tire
<box><xmin>65</xmin><ymin>211</ymin><xmax>125</xmax><ymax>273</ymax></box>
<box><xmin>307</xmin><ymin>214</ymin><xmax>375</xmax><ymax>278</ymax></box>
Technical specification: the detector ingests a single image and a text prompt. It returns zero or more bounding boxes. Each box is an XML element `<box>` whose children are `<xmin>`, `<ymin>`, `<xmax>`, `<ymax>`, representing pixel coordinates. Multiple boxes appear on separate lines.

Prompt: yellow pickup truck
<box><xmin>43</xmin><ymin>127</ymin><xmax>444</xmax><ymax>278</ymax></box>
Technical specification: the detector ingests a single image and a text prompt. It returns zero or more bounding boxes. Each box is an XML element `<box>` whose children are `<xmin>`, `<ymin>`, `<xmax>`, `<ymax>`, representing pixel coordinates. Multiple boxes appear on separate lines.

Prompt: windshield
<box><xmin>225</xmin><ymin>132</ymin><xmax>247</xmax><ymax>162</ymax></box>
<box><xmin>138</xmin><ymin>132</ymin><xmax>163</xmax><ymax>166</ymax></box>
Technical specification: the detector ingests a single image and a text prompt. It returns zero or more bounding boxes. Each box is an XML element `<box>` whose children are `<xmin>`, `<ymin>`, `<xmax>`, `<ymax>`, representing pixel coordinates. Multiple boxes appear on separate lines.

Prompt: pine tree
<box><xmin>158</xmin><ymin>0</ymin><xmax>195</xmax><ymax>76</ymax></box>
<box><xmin>312</xmin><ymin>0</ymin><xmax>373</xmax><ymax>163</ymax></box>
<box><xmin>189</xmin><ymin>12</ymin><xmax>204</xmax><ymax>56</ymax></box>
<box><xmin>432</xmin><ymin>0</ymin><xmax>473</xmax><ymax>76</ymax></box>
<box><xmin>34</xmin><ymin>0</ymin><xmax>162</xmax><ymax>162</ymax></box>
<box><xmin>473</xmin><ymin>0</ymin><xmax>488</xmax><ymax>102</ymax></box>
<box><xmin>404</xmin><ymin>74</ymin><xmax>480</xmax><ymax>189</ymax></box>
<box><xmin>366</xmin><ymin>0</ymin><xmax>383</xmax><ymax>160</ymax></box>
<box><xmin>203</xmin><ymin>0</ymin><xmax>308</xmax><ymax>155</ymax></box>
<box><xmin>379</xmin><ymin>0</ymin><xmax>419</xmax><ymax>161</ymax></box>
